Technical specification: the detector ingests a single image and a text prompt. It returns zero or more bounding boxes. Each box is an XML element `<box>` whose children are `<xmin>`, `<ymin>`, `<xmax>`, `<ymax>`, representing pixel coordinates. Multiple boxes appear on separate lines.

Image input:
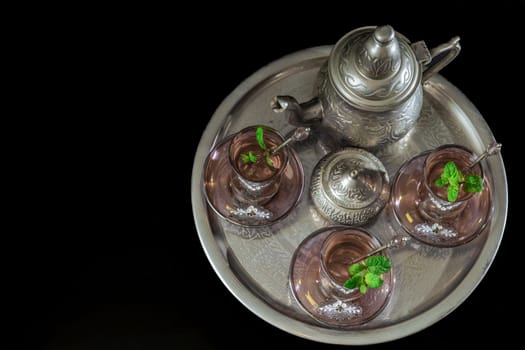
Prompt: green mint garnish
<box><xmin>348</xmin><ymin>262</ymin><xmax>365</xmax><ymax>275</ymax></box>
<box><xmin>265</xmin><ymin>152</ymin><xmax>274</xmax><ymax>168</ymax></box>
<box><xmin>364</xmin><ymin>272</ymin><xmax>383</xmax><ymax>289</ymax></box>
<box><xmin>360</xmin><ymin>284</ymin><xmax>367</xmax><ymax>294</ymax></box>
<box><xmin>343</xmin><ymin>255</ymin><xmax>391</xmax><ymax>294</ymax></box>
<box><xmin>447</xmin><ymin>184</ymin><xmax>459</xmax><ymax>203</ymax></box>
<box><xmin>343</xmin><ymin>273</ymin><xmax>363</xmax><ymax>290</ymax></box>
<box><xmin>256</xmin><ymin>126</ymin><xmax>267</xmax><ymax>150</ymax></box>
<box><xmin>444</xmin><ymin>161</ymin><xmax>460</xmax><ymax>184</ymax></box>
<box><xmin>241</xmin><ymin>151</ymin><xmax>257</xmax><ymax>164</ymax></box>
<box><xmin>240</xmin><ymin>126</ymin><xmax>277</xmax><ymax>168</ymax></box>
<box><xmin>434</xmin><ymin>161</ymin><xmax>483</xmax><ymax>202</ymax></box>
<box><xmin>365</xmin><ymin>255</ymin><xmax>391</xmax><ymax>274</ymax></box>
<box><xmin>463</xmin><ymin>174</ymin><xmax>483</xmax><ymax>193</ymax></box>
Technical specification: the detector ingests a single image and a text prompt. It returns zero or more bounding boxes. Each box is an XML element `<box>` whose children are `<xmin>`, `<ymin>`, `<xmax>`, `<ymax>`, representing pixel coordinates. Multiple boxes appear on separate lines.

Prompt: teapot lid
<box><xmin>310</xmin><ymin>148</ymin><xmax>390</xmax><ymax>226</ymax></box>
<box><xmin>328</xmin><ymin>25</ymin><xmax>425</xmax><ymax>112</ymax></box>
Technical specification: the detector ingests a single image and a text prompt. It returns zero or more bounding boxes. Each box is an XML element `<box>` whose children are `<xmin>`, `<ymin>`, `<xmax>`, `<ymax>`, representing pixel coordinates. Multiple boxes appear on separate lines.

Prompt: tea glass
<box><xmin>228</xmin><ymin>126</ymin><xmax>289</xmax><ymax>206</ymax></box>
<box><xmin>391</xmin><ymin>144</ymin><xmax>492</xmax><ymax>247</ymax></box>
<box><xmin>290</xmin><ymin>227</ymin><xmax>393</xmax><ymax>327</ymax></box>
<box><xmin>418</xmin><ymin>145</ymin><xmax>482</xmax><ymax>220</ymax></box>
<box><xmin>204</xmin><ymin>125</ymin><xmax>305</xmax><ymax>226</ymax></box>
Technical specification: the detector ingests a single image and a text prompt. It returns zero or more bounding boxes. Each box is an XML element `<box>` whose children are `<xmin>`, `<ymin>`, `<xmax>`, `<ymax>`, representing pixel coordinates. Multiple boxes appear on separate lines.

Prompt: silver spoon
<box><xmin>346</xmin><ymin>235</ymin><xmax>411</xmax><ymax>266</ymax></box>
<box><xmin>464</xmin><ymin>142</ymin><xmax>502</xmax><ymax>172</ymax></box>
<box><xmin>271</xmin><ymin>127</ymin><xmax>310</xmax><ymax>155</ymax></box>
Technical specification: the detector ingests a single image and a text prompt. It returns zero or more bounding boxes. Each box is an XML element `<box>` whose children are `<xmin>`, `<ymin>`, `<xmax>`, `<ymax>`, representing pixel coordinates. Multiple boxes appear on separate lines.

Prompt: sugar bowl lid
<box><xmin>311</xmin><ymin>148</ymin><xmax>390</xmax><ymax>225</ymax></box>
<box><xmin>328</xmin><ymin>25</ymin><xmax>424</xmax><ymax>112</ymax></box>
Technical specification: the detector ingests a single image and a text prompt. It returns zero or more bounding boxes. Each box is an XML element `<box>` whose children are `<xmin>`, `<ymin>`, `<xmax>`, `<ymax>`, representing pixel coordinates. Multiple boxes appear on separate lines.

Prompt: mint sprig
<box><xmin>240</xmin><ymin>151</ymin><xmax>257</xmax><ymax>164</ymax></box>
<box><xmin>256</xmin><ymin>127</ymin><xmax>266</xmax><ymax>150</ymax></box>
<box><xmin>463</xmin><ymin>174</ymin><xmax>483</xmax><ymax>193</ymax></box>
<box><xmin>343</xmin><ymin>255</ymin><xmax>391</xmax><ymax>294</ymax></box>
<box><xmin>240</xmin><ymin>127</ymin><xmax>274</xmax><ymax>167</ymax></box>
<box><xmin>434</xmin><ymin>161</ymin><xmax>483</xmax><ymax>202</ymax></box>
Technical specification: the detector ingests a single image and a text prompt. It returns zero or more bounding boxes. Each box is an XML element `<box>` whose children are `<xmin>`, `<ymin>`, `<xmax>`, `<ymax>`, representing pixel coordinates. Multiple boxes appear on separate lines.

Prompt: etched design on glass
<box><xmin>317</xmin><ymin>299</ymin><xmax>363</xmax><ymax>321</ymax></box>
<box><xmin>229</xmin><ymin>205</ymin><xmax>273</xmax><ymax>220</ymax></box>
<box><xmin>426</xmin><ymin>191</ymin><xmax>463</xmax><ymax>212</ymax></box>
<box><xmin>415</xmin><ymin>223</ymin><xmax>457</xmax><ymax>239</ymax></box>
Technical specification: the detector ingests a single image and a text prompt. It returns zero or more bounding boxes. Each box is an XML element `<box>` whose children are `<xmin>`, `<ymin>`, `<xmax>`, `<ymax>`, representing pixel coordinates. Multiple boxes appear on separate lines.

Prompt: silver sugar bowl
<box><xmin>272</xmin><ymin>25</ymin><xmax>460</xmax><ymax>149</ymax></box>
<box><xmin>310</xmin><ymin>147</ymin><xmax>390</xmax><ymax>226</ymax></box>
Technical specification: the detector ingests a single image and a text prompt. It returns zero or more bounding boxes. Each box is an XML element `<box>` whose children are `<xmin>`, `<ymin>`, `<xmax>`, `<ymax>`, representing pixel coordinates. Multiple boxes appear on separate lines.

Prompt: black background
<box><xmin>8</xmin><ymin>2</ymin><xmax>523</xmax><ymax>349</ymax></box>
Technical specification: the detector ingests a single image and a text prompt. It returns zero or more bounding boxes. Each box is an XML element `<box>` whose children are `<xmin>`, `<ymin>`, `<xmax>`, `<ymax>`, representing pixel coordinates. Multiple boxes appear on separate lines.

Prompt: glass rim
<box><xmin>228</xmin><ymin>125</ymin><xmax>290</xmax><ymax>182</ymax></box>
<box><xmin>319</xmin><ymin>227</ymin><xmax>381</xmax><ymax>287</ymax></box>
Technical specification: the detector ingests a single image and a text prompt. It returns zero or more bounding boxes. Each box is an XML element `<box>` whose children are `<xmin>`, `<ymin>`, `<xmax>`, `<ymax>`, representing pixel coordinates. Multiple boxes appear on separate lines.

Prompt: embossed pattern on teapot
<box><xmin>272</xmin><ymin>25</ymin><xmax>460</xmax><ymax>149</ymax></box>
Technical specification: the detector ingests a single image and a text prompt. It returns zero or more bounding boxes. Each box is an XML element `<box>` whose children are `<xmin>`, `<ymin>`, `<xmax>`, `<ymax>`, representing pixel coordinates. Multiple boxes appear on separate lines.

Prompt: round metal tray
<box><xmin>191</xmin><ymin>46</ymin><xmax>507</xmax><ymax>345</ymax></box>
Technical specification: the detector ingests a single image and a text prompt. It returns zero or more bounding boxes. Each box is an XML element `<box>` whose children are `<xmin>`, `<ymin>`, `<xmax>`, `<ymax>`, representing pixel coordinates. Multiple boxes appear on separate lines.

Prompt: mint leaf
<box><xmin>265</xmin><ymin>152</ymin><xmax>274</xmax><ymax>167</ymax></box>
<box><xmin>256</xmin><ymin>127</ymin><xmax>266</xmax><ymax>150</ymax></box>
<box><xmin>435</xmin><ymin>160</ymin><xmax>483</xmax><ymax>202</ymax></box>
<box><xmin>364</xmin><ymin>256</ymin><xmax>381</xmax><ymax>267</ymax></box>
<box><xmin>345</xmin><ymin>255</ymin><xmax>391</xmax><ymax>294</ymax></box>
<box><xmin>368</xmin><ymin>266</ymin><xmax>383</xmax><ymax>274</ymax></box>
<box><xmin>365</xmin><ymin>273</ymin><xmax>383</xmax><ymax>289</ymax></box>
<box><xmin>368</xmin><ymin>255</ymin><xmax>392</xmax><ymax>275</ymax></box>
<box><xmin>343</xmin><ymin>279</ymin><xmax>357</xmax><ymax>289</ymax></box>
<box><xmin>353</xmin><ymin>270</ymin><xmax>366</xmax><ymax>280</ymax></box>
<box><xmin>348</xmin><ymin>263</ymin><xmax>365</xmax><ymax>276</ymax></box>
<box><xmin>344</xmin><ymin>274</ymin><xmax>363</xmax><ymax>289</ymax></box>
<box><xmin>359</xmin><ymin>284</ymin><xmax>367</xmax><ymax>294</ymax></box>
<box><xmin>365</xmin><ymin>255</ymin><xmax>389</xmax><ymax>268</ymax></box>
<box><xmin>435</xmin><ymin>178</ymin><xmax>447</xmax><ymax>187</ymax></box>
<box><xmin>366</xmin><ymin>256</ymin><xmax>391</xmax><ymax>274</ymax></box>
<box><xmin>443</xmin><ymin>161</ymin><xmax>460</xmax><ymax>183</ymax></box>
<box><xmin>447</xmin><ymin>183</ymin><xmax>459</xmax><ymax>202</ymax></box>
<box><xmin>241</xmin><ymin>152</ymin><xmax>257</xmax><ymax>164</ymax></box>
<box><xmin>463</xmin><ymin>174</ymin><xmax>483</xmax><ymax>193</ymax></box>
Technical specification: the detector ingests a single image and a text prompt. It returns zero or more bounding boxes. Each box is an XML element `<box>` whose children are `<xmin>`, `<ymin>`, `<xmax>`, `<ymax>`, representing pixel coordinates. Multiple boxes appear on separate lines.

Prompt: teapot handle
<box><xmin>420</xmin><ymin>36</ymin><xmax>461</xmax><ymax>81</ymax></box>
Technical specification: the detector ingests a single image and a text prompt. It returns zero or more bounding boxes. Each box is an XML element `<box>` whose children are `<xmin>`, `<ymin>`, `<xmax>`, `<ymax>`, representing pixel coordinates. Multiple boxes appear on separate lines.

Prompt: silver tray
<box><xmin>191</xmin><ymin>46</ymin><xmax>508</xmax><ymax>345</ymax></box>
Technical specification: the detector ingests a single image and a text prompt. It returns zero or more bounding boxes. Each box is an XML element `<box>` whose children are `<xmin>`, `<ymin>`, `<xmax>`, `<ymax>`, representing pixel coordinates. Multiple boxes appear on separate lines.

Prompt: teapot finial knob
<box><xmin>374</xmin><ymin>25</ymin><xmax>395</xmax><ymax>43</ymax></box>
<box><xmin>359</xmin><ymin>25</ymin><xmax>401</xmax><ymax>79</ymax></box>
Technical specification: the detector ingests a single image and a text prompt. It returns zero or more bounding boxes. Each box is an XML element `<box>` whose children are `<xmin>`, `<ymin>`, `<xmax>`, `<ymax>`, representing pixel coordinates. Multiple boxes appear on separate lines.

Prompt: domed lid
<box><xmin>311</xmin><ymin>148</ymin><xmax>390</xmax><ymax>226</ymax></box>
<box><xmin>328</xmin><ymin>25</ymin><xmax>428</xmax><ymax>112</ymax></box>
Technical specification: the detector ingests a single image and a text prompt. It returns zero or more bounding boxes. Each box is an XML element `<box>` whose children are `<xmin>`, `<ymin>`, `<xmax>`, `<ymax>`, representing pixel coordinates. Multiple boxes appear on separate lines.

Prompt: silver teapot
<box><xmin>272</xmin><ymin>25</ymin><xmax>461</xmax><ymax>149</ymax></box>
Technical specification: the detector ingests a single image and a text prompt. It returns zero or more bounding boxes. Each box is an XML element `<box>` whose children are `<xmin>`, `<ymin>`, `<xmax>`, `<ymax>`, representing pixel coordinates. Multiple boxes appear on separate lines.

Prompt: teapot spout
<box><xmin>271</xmin><ymin>95</ymin><xmax>322</xmax><ymax>126</ymax></box>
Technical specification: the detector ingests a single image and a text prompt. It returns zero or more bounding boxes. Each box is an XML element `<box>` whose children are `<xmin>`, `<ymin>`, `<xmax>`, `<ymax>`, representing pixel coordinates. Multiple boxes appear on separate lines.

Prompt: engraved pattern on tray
<box><xmin>191</xmin><ymin>46</ymin><xmax>507</xmax><ymax>344</ymax></box>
